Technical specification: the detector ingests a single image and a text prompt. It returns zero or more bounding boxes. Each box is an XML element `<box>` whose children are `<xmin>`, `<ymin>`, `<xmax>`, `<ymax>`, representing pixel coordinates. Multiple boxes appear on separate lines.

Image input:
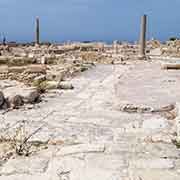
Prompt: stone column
<box><xmin>113</xmin><ymin>40</ymin><xmax>118</xmax><ymax>54</ymax></box>
<box><xmin>35</xmin><ymin>17</ymin><xmax>40</xmax><ymax>45</ymax></box>
<box><xmin>139</xmin><ymin>15</ymin><xmax>147</xmax><ymax>58</ymax></box>
<box><xmin>2</xmin><ymin>36</ymin><xmax>6</xmax><ymax>46</ymax></box>
<box><xmin>101</xmin><ymin>44</ymin><xmax>104</xmax><ymax>52</ymax></box>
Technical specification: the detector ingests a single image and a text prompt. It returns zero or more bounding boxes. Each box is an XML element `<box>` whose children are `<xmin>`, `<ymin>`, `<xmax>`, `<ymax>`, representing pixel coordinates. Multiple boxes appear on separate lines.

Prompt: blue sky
<box><xmin>0</xmin><ymin>0</ymin><xmax>179</xmax><ymax>42</ymax></box>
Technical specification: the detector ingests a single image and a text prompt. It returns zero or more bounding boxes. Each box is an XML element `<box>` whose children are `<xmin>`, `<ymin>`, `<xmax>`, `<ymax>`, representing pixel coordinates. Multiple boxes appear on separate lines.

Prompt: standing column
<box><xmin>35</xmin><ymin>17</ymin><xmax>40</xmax><ymax>45</ymax></box>
<box><xmin>2</xmin><ymin>36</ymin><xmax>6</xmax><ymax>46</ymax></box>
<box><xmin>139</xmin><ymin>15</ymin><xmax>147</xmax><ymax>58</ymax></box>
<box><xmin>113</xmin><ymin>40</ymin><xmax>118</xmax><ymax>54</ymax></box>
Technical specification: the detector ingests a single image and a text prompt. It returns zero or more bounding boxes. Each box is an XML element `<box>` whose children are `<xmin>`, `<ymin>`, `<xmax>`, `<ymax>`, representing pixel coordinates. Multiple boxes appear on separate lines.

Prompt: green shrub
<box><xmin>32</xmin><ymin>80</ymin><xmax>48</xmax><ymax>93</ymax></box>
<box><xmin>169</xmin><ymin>37</ymin><xmax>179</xmax><ymax>41</ymax></box>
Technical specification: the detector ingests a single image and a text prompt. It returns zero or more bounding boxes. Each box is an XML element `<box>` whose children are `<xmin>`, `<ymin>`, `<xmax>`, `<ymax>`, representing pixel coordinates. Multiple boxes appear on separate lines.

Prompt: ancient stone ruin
<box><xmin>0</xmin><ymin>15</ymin><xmax>180</xmax><ymax>180</ymax></box>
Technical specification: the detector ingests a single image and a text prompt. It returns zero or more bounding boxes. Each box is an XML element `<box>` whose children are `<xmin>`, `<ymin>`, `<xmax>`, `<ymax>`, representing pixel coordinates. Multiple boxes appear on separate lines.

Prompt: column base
<box><xmin>138</xmin><ymin>54</ymin><xmax>147</xmax><ymax>60</ymax></box>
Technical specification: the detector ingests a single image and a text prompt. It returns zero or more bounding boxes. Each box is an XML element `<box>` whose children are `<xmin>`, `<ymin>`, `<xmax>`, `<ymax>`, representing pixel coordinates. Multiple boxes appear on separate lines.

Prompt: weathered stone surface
<box><xmin>0</xmin><ymin>156</ymin><xmax>49</xmax><ymax>175</ymax></box>
<box><xmin>8</xmin><ymin>57</ymin><xmax>34</xmax><ymax>66</ymax></box>
<box><xmin>161</xmin><ymin>62</ymin><xmax>180</xmax><ymax>69</ymax></box>
<box><xmin>40</xmin><ymin>56</ymin><xmax>46</xmax><ymax>64</ymax></box>
<box><xmin>4</xmin><ymin>87</ymin><xmax>40</xmax><ymax>104</ymax></box>
<box><xmin>0</xmin><ymin>65</ymin><xmax>8</xmax><ymax>73</ymax></box>
<box><xmin>1</xmin><ymin>99</ymin><xmax>9</xmax><ymax>109</ymax></box>
<box><xmin>25</xmin><ymin>65</ymin><xmax>46</xmax><ymax>74</ymax></box>
<box><xmin>150</xmin><ymin>47</ymin><xmax>162</xmax><ymax>56</ymax></box>
<box><xmin>59</xmin><ymin>82</ymin><xmax>74</xmax><ymax>90</ymax></box>
<box><xmin>46</xmin><ymin>71</ymin><xmax>64</xmax><ymax>81</ymax></box>
<box><xmin>8</xmin><ymin>66</ymin><xmax>26</xmax><ymax>73</ymax></box>
<box><xmin>0</xmin><ymin>63</ymin><xmax>180</xmax><ymax>179</ymax></box>
<box><xmin>8</xmin><ymin>95</ymin><xmax>24</xmax><ymax>108</ymax></box>
<box><xmin>45</xmin><ymin>81</ymin><xmax>60</xmax><ymax>90</ymax></box>
<box><xmin>130</xmin><ymin>158</ymin><xmax>175</xmax><ymax>169</ymax></box>
<box><xmin>21</xmin><ymin>87</ymin><xmax>40</xmax><ymax>103</ymax></box>
<box><xmin>34</xmin><ymin>75</ymin><xmax>46</xmax><ymax>82</ymax></box>
<box><xmin>0</xmin><ymin>91</ymin><xmax>5</xmax><ymax>107</ymax></box>
<box><xmin>0</xmin><ymin>174</ymin><xmax>47</xmax><ymax>180</ymax></box>
<box><xmin>56</xmin><ymin>144</ymin><xmax>105</xmax><ymax>156</ymax></box>
<box><xmin>142</xmin><ymin>117</ymin><xmax>168</xmax><ymax>130</ymax></box>
<box><xmin>0</xmin><ymin>80</ymin><xmax>21</xmax><ymax>89</ymax></box>
<box><xmin>46</xmin><ymin>155</ymin><xmax>126</xmax><ymax>180</ymax></box>
<box><xmin>0</xmin><ymin>56</ymin><xmax>34</xmax><ymax>66</ymax></box>
<box><xmin>144</xmin><ymin>133</ymin><xmax>173</xmax><ymax>143</ymax></box>
<box><xmin>0</xmin><ymin>56</ymin><xmax>8</xmax><ymax>65</ymax></box>
<box><xmin>130</xmin><ymin>170</ymin><xmax>180</xmax><ymax>180</ymax></box>
<box><xmin>0</xmin><ymin>142</ymin><xmax>13</xmax><ymax>160</ymax></box>
<box><xmin>175</xmin><ymin>102</ymin><xmax>180</xmax><ymax>141</ymax></box>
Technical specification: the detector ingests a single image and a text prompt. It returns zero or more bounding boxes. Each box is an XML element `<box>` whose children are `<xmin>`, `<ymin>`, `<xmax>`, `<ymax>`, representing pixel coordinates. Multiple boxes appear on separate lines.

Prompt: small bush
<box><xmin>32</xmin><ymin>80</ymin><xmax>48</xmax><ymax>93</ymax></box>
<box><xmin>169</xmin><ymin>37</ymin><xmax>179</xmax><ymax>41</ymax></box>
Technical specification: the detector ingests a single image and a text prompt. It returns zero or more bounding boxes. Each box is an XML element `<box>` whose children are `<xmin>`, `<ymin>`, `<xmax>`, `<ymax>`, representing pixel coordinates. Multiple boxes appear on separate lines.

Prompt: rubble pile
<box><xmin>0</xmin><ymin>43</ymin><xmax>110</xmax><ymax>110</ymax></box>
<box><xmin>0</xmin><ymin>45</ymin><xmax>97</xmax><ymax>84</ymax></box>
<box><xmin>0</xmin><ymin>41</ymin><xmax>141</xmax><ymax>111</ymax></box>
<box><xmin>0</xmin><ymin>65</ymin><xmax>46</xmax><ymax>84</ymax></box>
<box><xmin>0</xmin><ymin>42</ymin><xmax>128</xmax><ymax>86</ymax></box>
<box><xmin>0</xmin><ymin>87</ymin><xmax>40</xmax><ymax>110</ymax></box>
<box><xmin>118</xmin><ymin>44</ymin><xmax>139</xmax><ymax>56</ymax></box>
<box><xmin>160</xmin><ymin>40</ymin><xmax>180</xmax><ymax>57</ymax></box>
<box><xmin>147</xmin><ymin>40</ymin><xmax>161</xmax><ymax>49</ymax></box>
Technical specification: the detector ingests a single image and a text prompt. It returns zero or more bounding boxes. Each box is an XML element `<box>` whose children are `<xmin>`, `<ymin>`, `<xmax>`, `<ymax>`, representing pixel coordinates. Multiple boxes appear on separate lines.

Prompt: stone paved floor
<box><xmin>0</xmin><ymin>62</ymin><xmax>179</xmax><ymax>180</ymax></box>
<box><xmin>115</xmin><ymin>60</ymin><xmax>180</xmax><ymax>108</ymax></box>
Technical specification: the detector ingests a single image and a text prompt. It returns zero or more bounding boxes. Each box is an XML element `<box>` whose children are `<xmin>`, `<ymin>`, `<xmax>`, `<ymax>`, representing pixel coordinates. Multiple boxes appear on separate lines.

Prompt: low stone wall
<box><xmin>0</xmin><ymin>56</ymin><xmax>35</xmax><ymax>66</ymax></box>
<box><xmin>0</xmin><ymin>65</ymin><xmax>46</xmax><ymax>84</ymax></box>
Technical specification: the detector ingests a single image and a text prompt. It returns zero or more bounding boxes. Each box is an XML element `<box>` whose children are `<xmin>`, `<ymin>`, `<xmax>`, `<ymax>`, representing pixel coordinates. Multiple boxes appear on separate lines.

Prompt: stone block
<box><xmin>25</xmin><ymin>65</ymin><xmax>46</xmax><ymax>74</ymax></box>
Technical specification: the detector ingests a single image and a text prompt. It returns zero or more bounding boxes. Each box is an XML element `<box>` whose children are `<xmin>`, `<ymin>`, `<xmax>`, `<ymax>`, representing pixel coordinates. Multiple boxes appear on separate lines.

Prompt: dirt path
<box><xmin>0</xmin><ymin>63</ymin><xmax>179</xmax><ymax>180</ymax></box>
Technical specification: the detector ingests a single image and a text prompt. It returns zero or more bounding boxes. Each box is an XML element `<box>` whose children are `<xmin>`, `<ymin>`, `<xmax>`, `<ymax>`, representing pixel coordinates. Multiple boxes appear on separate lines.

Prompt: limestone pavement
<box><xmin>0</xmin><ymin>62</ymin><xmax>179</xmax><ymax>180</ymax></box>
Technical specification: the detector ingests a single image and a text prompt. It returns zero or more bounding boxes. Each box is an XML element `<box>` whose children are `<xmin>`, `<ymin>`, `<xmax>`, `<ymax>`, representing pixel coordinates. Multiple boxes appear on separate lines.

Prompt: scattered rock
<box><xmin>8</xmin><ymin>66</ymin><xmax>26</xmax><ymax>73</ymax></box>
<box><xmin>21</xmin><ymin>87</ymin><xmax>40</xmax><ymax>103</ymax></box>
<box><xmin>34</xmin><ymin>75</ymin><xmax>46</xmax><ymax>82</ymax></box>
<box><xmin>0</xmin><ymin>91</ymin><xmax>5</xmax><ymax>107</ymax></box>
<box><xmin>4</xmin><ymin>87</ymin><xmax>40</xmax><ymax>105</ymax></box>
<box><xmin>8</xmin><ymin>95</ymin><xmax>24</xmax><ymax>109</ymax></box>
<box><xmin>162</xmin><ymin>62</ymin><xmax>180</xmax><ymax>70</ymax></box>
<box><xmin>46</xmin><ymin>71</ymin><xmax>64</xmax><ymax>81</ymax></box>
<box><xmin>1</xmin><ymin>99</ymin><xmax>9</xmax><ymax>110</ymax></box>
<box><xmin>40</xmin><ymin>56</ymin><xmax>46</xmax><ymax>64</ymax></box>
<box><xmin>45</xmin><ymin>81</ymin><xmax>60</xmax><ymax>90</ymax></box>
<box><xmin>25</xmin><ymin>65</ymin><xmax>46</xmax><ymax>74</ymax></box>
<box><xmin>59</xmin><ymin>82</ymin><xmax>74</xmax><ymax>90</ymax></box>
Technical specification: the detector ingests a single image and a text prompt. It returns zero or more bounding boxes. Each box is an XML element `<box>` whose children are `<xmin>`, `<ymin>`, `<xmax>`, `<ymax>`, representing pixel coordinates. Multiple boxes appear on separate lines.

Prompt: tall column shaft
<box><xmin>113</xmin><ymin>41</ymin><xmax>118</xmax><ymax>54</ymax></box>
<box><xmin>36</xmin><ymin>17</ymin><xmax>40</xmax><ymax>45</ymax></box>
<box><xmin>139</xmin><ymin>15</ymin><xmax>147</xmax><ymax>57</ymax></box>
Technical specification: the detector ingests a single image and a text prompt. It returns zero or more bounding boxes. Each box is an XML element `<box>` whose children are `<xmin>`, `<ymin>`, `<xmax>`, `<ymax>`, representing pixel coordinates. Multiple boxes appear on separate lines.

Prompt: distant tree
<box><xmin>169</xmin><ymin>37</ymin><xmax>179</xmax><ymax>41</ymax></box>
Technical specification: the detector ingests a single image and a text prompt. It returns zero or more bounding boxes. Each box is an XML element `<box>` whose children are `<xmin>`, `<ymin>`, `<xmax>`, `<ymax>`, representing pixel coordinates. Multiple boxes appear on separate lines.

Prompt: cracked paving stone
<box><xmin>0</xmin><ymin>156</ymin><xmax>49</xmax><ymax>175</ymax></box>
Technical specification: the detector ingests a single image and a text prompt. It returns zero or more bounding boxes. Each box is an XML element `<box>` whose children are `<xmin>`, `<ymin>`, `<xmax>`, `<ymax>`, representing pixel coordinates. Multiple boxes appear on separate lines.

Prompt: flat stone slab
<box><xmin>130</xmin><ymin>169</ymin><xmax>180</xmax><ymax>180</ymax></box>
<box><xmin>0</xmin><ymin>156</ymin><xmax>49</xmax><ymax>175</ymax></box>
<box><xmin>130</xmin><ymin>158</ymin><xmax>175</xmax><ymax>169</ymax></box>
<box><xmin>142</xmin><ymin>117</ymin><xmax>168</xmax><ymax>130</ymax></box>
<box><xmin>56</xmin><ymin>143</ymin><xmax>105</xmax><ymax>156</ymax></box>
<box><xmin>115</xmin><ymin>61</ymin><xmax>180</xmax><ymax>110</ymax></box>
